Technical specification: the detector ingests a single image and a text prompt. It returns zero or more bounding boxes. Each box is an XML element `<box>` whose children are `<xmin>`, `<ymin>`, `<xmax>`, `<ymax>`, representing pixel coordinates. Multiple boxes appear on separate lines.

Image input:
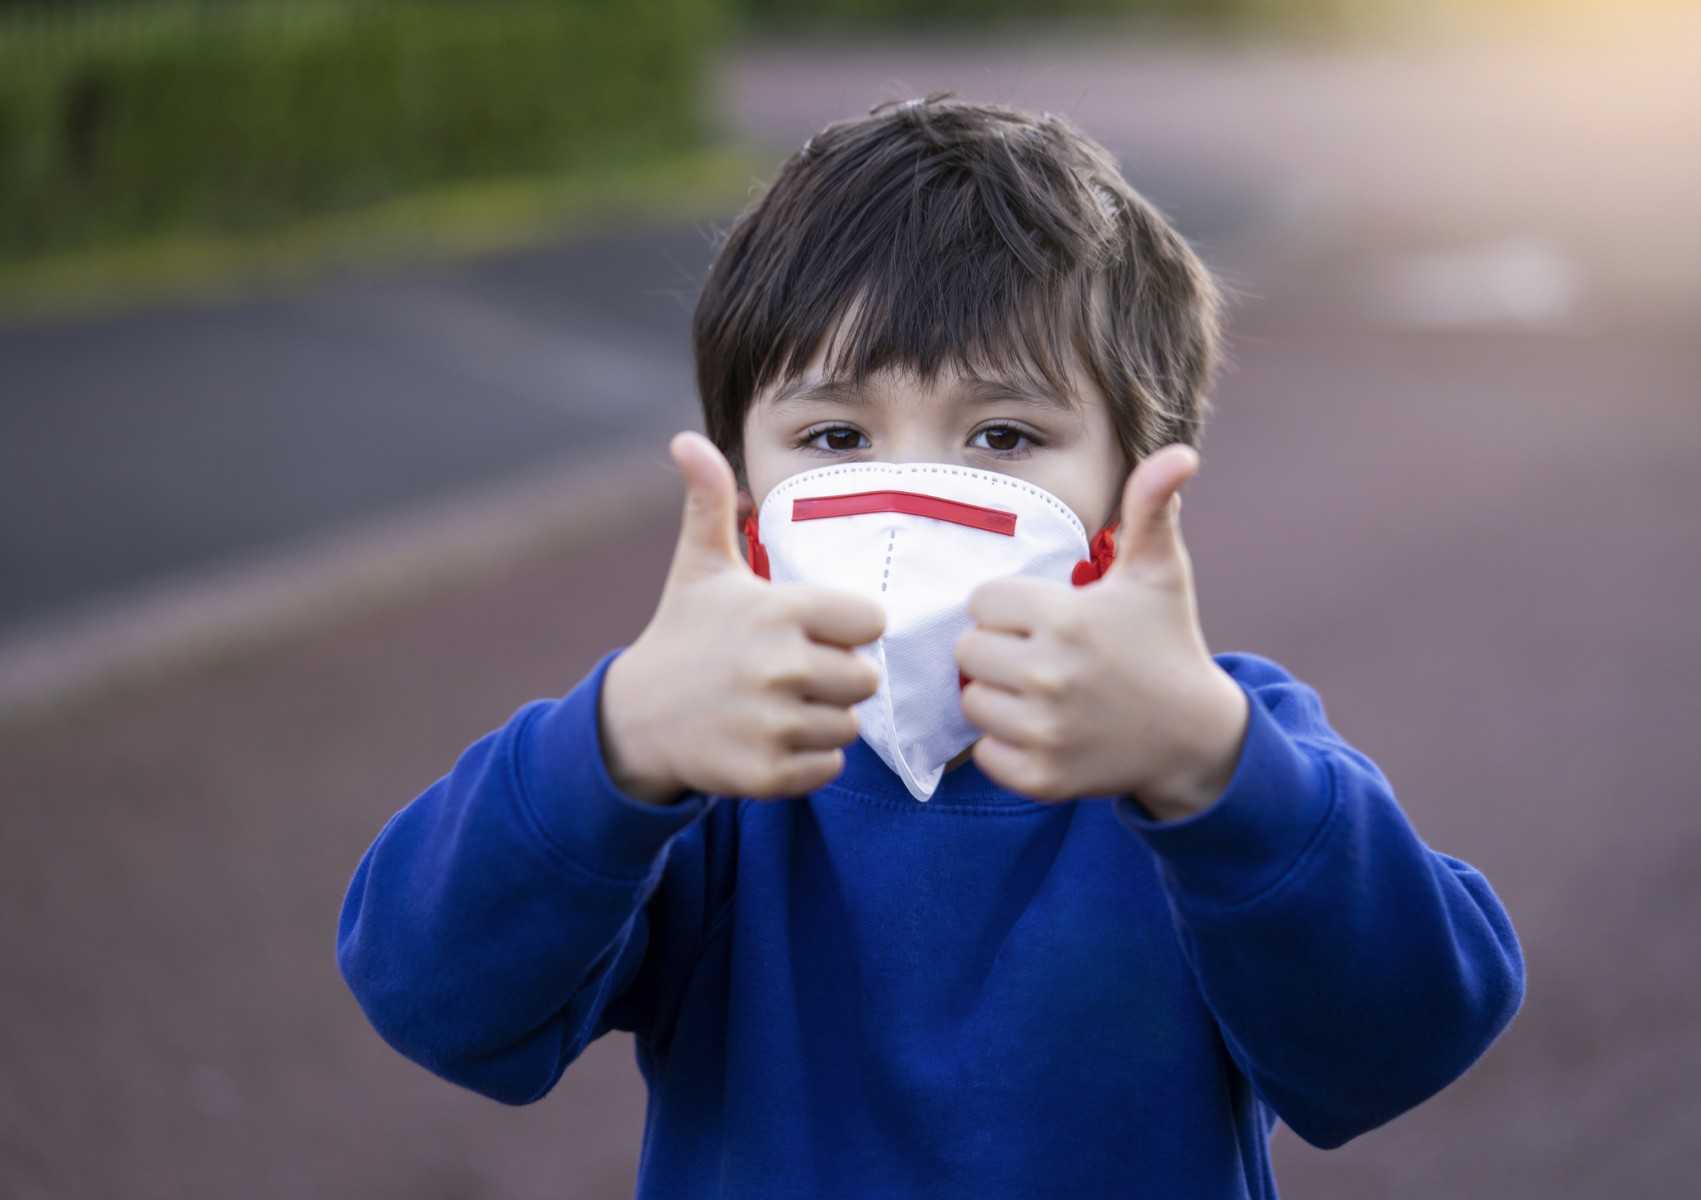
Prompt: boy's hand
<box><xmin>598</xmin><ymin>432</ymin><xmax>885</xmax><ymax>805</ymax></box>
<box><xmin>954</xmin><ymin>445</ymin><xmax>1250</xmax><ymax>820</ymax></box>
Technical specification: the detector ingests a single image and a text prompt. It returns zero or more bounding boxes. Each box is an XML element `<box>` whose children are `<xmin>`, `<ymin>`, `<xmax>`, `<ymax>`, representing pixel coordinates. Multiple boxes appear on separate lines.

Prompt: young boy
<box><xmin>337</xmin><ymin>97</ymin><xmax>1523</xmax><ymax>1197</ymax></box>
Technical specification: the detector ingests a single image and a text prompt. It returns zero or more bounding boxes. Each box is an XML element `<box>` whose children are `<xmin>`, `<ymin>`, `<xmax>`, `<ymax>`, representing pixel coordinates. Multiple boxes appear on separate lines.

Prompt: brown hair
<box><xmin>692</xmin><ymin>94</ymin><xmax>1224</xmax><ymax>479</ymax></box>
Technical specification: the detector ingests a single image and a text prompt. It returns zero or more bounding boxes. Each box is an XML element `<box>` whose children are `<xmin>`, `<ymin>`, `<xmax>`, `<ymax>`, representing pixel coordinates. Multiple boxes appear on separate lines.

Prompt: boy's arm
<box><xmin>335</xmin><ymin>649</ymin><xmax>731</xmax><ymax>1105</ymax></box>
<box><xmin>335</xmin><ymin>430</ymin><xmax>880</xmax><ymax>1105</ymax></box>
<box><xmin>1114</xmin><ymin>651</ymin><xmax>1525</xmax><ymax>1149</ymax></box>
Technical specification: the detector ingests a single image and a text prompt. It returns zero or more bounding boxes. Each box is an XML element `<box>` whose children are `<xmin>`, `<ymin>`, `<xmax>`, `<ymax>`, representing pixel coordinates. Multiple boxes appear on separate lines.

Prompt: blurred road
<box><xmin>3</xmin><ymin>14</ymin><xmax>1700</xmax><ymax>1199</ymax></box>
<box><xmin>0</xmin><ymin>228</ymin><xmax>712</xmax><ymax>632</ymax></box>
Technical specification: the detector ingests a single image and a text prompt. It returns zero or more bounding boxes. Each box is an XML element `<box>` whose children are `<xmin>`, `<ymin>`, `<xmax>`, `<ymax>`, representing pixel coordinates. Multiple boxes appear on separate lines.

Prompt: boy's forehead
<box><xmin>762</xmin><ymin>368</ymin><xmax>1079</xmax><ymax>414</ymax></box>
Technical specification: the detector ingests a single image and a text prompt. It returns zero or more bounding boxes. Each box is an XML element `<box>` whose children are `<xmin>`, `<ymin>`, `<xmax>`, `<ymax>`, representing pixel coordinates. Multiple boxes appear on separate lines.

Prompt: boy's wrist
<box><xmin>598</xmin><ymin>645</ymin><xmax>687</xmax><ymax>807</ymax></box>
<box><xmin>1133</xmin><ymin>666</ymin><xmax>1250</xmax><ymax>822</ymax></box>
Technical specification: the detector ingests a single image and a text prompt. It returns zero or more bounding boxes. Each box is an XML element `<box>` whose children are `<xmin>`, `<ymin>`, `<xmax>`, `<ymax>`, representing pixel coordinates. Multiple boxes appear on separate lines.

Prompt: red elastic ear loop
<box><xmin>1071</xmin><ymin>521</ymin><xmax>1119</xmax><ymax>586</ymax></box>
<box><xmin>741</xmin><ymin>512</ymin><xmax>770</xmax><ymax>580</ymax></box>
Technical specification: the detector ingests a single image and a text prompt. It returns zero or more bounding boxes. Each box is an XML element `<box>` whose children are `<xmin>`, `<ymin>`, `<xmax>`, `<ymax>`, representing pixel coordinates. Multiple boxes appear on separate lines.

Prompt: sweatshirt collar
<box><xmin>829</xmin><ymin>735</ymin><xmax>1044</xmax><ymax>808</ymax></box>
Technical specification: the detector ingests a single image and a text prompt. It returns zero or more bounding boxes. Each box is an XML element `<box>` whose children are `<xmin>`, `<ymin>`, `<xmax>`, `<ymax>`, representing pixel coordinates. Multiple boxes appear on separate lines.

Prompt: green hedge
<box><xmin>731</xmin><ymin>0</ymin><xmax>1367</xmax><ymax>32</ymax></box>
<box><xmin>0</xmin><ymin>0</ymin><xmax>722</xmax><ymax>259</ymax></box>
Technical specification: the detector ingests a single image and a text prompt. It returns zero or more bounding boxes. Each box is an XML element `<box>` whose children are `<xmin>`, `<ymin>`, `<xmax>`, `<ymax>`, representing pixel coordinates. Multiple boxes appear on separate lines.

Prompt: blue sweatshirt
<box><xmin>337</xmin><ymin>648</ymin><xmax>1523</xmax><ymax>1198</ymax></box>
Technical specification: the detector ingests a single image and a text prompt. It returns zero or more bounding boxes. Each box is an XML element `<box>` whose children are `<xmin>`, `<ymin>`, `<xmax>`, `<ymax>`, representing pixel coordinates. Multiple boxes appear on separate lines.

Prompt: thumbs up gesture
<box><xmin>953</xmin><ymin>444</ymin><xmax>1250</xmax><ymax>819</ymax></box>
<box><xmin>598</xmin><ymin>432</ymin><xmax>886</xmax><ymax>805</ymax></box>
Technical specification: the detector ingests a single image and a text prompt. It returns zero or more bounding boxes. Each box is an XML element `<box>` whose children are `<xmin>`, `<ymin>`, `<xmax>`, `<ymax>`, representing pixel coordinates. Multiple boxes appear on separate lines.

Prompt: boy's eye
<box><xmin>801</xmin><ymin>425</ymin><xmax>870</xmax><ymax>453</ymax></box>
<box><xmin>969</xmin><ymin>425</ymin><xmax>1035</xmax><ymax>455</ymax></box>
<box><xmin>798</xmin><ymin>423</ymin><xmax>1038</xmax><ymax>456</ymax></box>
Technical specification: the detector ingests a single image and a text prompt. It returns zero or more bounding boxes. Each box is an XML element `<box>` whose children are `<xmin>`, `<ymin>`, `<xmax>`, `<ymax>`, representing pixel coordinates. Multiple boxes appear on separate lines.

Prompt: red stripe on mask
<box><xmin>791</xmin><ymin>490</ymin><xmax>1017</xmax><ymax>536</ymax></box>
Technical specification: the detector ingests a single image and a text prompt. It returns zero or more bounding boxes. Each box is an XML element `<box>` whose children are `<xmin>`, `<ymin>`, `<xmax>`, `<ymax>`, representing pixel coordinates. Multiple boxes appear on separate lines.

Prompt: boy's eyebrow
<box><xmin>765</xmin><ymin>378</ymin><xmax>865</xmax><ymax>410</ymax></box>
<box><xmin>766</xmin><ymin>375</ymin><xmax>1077</xmax><ymax>411</ymax></box>
<box><xmin>957</xmin><ymin>375</ymin><xmax>1078</xmax><ymax>411</ymax></box>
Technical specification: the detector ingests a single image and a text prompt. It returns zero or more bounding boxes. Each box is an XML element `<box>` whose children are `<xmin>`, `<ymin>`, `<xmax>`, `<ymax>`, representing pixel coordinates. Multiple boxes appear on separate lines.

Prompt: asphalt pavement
<box><xmin>0</xmin><ymin>225</ymin><xmax>713</xmax><ymax>631</ymax></box>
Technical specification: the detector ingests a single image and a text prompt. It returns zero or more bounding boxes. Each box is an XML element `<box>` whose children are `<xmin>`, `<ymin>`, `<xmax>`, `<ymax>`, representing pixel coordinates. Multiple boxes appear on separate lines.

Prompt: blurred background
<box><xmin>2</xmin><ymin>0</ymin><xmax>1698</xmax><ymax>1196</ymax></box>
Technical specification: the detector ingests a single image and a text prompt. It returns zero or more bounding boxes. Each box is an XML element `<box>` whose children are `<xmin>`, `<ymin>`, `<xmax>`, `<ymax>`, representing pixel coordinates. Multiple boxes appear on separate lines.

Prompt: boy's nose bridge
<box><xmin>791</xmin><ymin>489</ymin><xmax>1017</xmax><ymax>536</ymax></box>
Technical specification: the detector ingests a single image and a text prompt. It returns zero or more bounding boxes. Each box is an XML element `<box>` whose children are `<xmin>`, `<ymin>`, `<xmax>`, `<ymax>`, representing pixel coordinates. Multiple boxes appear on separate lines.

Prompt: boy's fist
<box><xmin>953</xmin><ymin>445</ymin><xmax>1249</xmax><ymax>818</ymax></box>
<box><xmin>597</xmin><ymin>432</ymin><xmax>886</xmax><ymax>805</ymax></box>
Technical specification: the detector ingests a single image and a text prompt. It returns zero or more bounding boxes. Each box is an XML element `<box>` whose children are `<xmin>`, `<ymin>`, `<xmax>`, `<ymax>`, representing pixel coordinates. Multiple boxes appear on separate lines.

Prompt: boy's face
<box><xmin>740</xmin><ymin>348</ymin><xmax>1129</xmax><ymax>535</ymax></box>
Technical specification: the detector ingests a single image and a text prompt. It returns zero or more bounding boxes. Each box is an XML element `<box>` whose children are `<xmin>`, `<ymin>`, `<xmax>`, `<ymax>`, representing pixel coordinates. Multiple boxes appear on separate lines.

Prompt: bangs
<box><xmin>762</xmin><ymin>264</ymin><xmax>1096</xmax><ymax>408</ymax></box>
<box><xmin>758</xmin><ymin>226</ymin><xmax>1102</xmax><ymax>406</ymax></box>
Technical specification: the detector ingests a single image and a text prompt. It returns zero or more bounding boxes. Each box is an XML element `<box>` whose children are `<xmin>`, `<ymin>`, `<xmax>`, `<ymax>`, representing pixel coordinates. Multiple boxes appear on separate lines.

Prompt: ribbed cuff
<box><xmin>1114</xmin><ymin>676</ymin><xmax>1335</xmax><ymax>910</ymax></box>
<box><xmin>517</xmin><ymin>648</ymin><xmax>708</xmax><ymax>881</ymax></box>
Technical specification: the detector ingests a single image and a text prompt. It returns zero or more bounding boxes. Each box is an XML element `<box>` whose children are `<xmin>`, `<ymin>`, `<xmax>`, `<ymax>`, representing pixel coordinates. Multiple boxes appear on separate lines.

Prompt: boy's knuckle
<box><xmin>761</xmin><ymin>590</ymin><xmax>805</xmax><ymax>629</ymax></box>
<box><xmin>1028</xmin><ymin>765</ymin><xmax>1068</xmax><ymax>801</ymax></box>
<box><xmin>964</xmin><ymin>584</ymin><xmax>992</xmax><ymax>621</ymax></box>
<box><xmin>851</xmin><ymin>660</ymin><xmax>881</xmax><ymax>698</ymax></box>
<box><xmin>750</xmin><ymin>758</ymin><xmax>792</xmax><ymax>796</ymax></box>
<box><xmin>764</xmin><ymin>653</ymin><xmax>810</xmax><ymax>692</ymax></box>
<box><xmin>764</xmin><ymin>708</ymin><xmax>804</xmax><ymax>746</ymax></box>
<box><xmin>780</xmin><ymin>755</ymin><xmax>833</xmax><ymax>795</ymax></box>
<box><xmin>1003</xmin><ymin>747</ymin><xmax>1059</xmax><ymax>798</ymax></box>
<box><xmin>1012</xmin><ymin>758</ymin><xmax>1048</xmax><ymax>798</ymax></box>
<box><xmin>848</xmin><ymin>594</ymin><xmax>885</xmax><ymax>631</ymax></box>
<box><xmin>1024</xmin><ymin>666</ymin><xmax>1065</xmax><ymax>697</ymax></box>
<box><xmin>1031</xmin><ymin>715</ymin><xmax>1066</xmax><ymax>751</ymax></box>
<box><xmin>731</xmin><ymin>703</ymin><xmax>773</xmax><ymax>745</ymax></box>
<box><xmin>1131</xmin><ymin>557</ymin><xmax>1191</xmax><ymax>595</ymax></box>
<box><xmin>791</xmin><ymin>763</ymin><xmax>828</xmax><ymax>794</ymax></box>
<box><xmin>1048</xmin><ymin>608</ymin><xmax>1088</xmax><ymax>645</ymax></box>
<box><xmin>734</xmin><ymin>658</ymin><xmax>770</xmax><ymax>693</ymax></box>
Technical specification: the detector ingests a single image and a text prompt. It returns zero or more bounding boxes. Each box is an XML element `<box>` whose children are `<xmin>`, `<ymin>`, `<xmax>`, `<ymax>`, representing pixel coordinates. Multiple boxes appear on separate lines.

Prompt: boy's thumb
<box><xmin>1110</xmin><ymin>443</ymin><xmax>1198</xmax><ymax>577</ymax></box>
<box><xmin>667</xmin><ymin>431</ymin><xmax>741</xmax><ymax>575</ymax></box>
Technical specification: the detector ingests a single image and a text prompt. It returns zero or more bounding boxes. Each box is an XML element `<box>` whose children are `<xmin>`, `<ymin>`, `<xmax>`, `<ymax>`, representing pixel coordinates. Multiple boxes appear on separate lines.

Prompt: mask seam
<box><xmin>874</xmin><ymin>524</ymin><xmax>953</xmax><ymax>803</ymax></box>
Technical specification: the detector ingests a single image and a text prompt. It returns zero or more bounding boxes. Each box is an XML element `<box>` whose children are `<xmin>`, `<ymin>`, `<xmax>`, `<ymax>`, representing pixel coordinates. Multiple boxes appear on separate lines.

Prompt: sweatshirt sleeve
<box><xmin>335</xmin><ymin>648</ymin><xmax>734</xmax><ymax>1105</ymax></box>
<box><xmin>1112</xmin><ymin>651</ymin><xmax>1525</xmax><ymax>1149</ymax></box>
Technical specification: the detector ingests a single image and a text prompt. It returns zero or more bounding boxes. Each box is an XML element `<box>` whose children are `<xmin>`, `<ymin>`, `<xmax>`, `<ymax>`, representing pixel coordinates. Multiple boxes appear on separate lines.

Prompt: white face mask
<box><xmin>744</xmin><ymin>462</ymin><xmax>1117</xmax><ymax>802</ymax></box>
